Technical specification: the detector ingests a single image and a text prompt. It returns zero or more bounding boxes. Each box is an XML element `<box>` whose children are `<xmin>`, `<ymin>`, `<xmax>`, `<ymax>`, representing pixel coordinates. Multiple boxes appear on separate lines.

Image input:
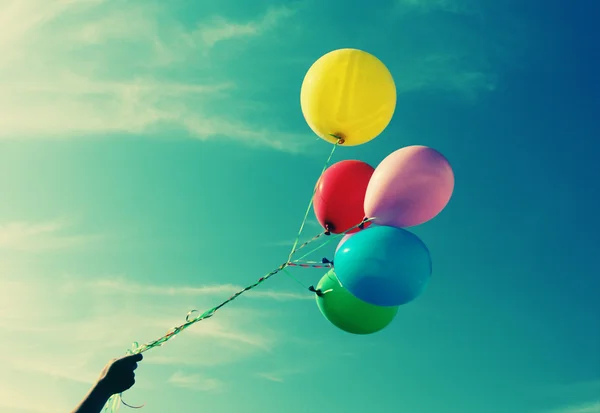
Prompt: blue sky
<box><xmin>0</xmin><ymin>0</ymin><xmax>598</xmax><ymax>413</ymax></box>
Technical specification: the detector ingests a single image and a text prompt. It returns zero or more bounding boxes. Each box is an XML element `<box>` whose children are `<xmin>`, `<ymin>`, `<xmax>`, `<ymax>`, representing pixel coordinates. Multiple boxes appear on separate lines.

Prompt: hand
<box><xmin>96</xmin><ymin>353</ymin><xmax>143</xmax><ymax>396</ymax></box>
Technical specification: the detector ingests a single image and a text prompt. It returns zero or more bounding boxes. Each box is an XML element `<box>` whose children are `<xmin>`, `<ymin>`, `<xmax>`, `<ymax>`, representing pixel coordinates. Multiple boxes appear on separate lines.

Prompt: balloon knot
<box><xmin>324</xmin><ymin>223</ymin><xmax>333</xmax><ymax>235</ymax></box>
<box><xmin>358</xmin><ymin>217</ymin><xmax>370</xmax><ymax>229</ymax></box>
<box><xmin>308</xmin><ymin>285</ymin><xmax>324</xmax><ymax>297</ymax></box>
<box><xmin>321</xmin><ymin>257</ymin><xmax>333</xmax><ymax>265</ymax></box>
<box><xmin>329</xmin><ymin>133</ymin><xmax>345</xmax><ymax>145</ymax></box>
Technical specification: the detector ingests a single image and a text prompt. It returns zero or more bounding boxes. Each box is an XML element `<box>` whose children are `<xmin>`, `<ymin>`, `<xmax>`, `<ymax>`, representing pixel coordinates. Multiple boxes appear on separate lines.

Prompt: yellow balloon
<box><xmin>300</xmin><ymin>48</ymin><xmax>397</xmax><ymax>146</ymax></box>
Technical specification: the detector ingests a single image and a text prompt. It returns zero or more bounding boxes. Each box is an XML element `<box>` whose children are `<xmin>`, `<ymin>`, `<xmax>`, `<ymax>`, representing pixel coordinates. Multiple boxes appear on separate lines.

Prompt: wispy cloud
<box><xmin>0</xmin><ymin>1</ymin><xmax>305</xmax><ymax>152</ymax></box>
<box><xmin>395</xmin><ymin>54</ymin><xmax>497</xmax><ymax>97</ymax></box>
<box><xmin>396</xmin><ymin>0</ymin><xmax>477</xmax><ymax>14</ymax></box>
<box><xmin>262</xmin><ymin>239</ymin><xmax>297</xmax><ymax>248</ymax></box>
<box><xmin>541</xmin><ymin>380</ymin><xmax>600</xmax><ymax>397</ymax></box>
<box><xmin>89</xmin><ymin>278</ymin><xmax>312</xmax><ymax>301</ymax></box>
<box><xmin>0</xmin><ymin>260</ymin><xmax>298</xmax><ymax>413</ymax></box>
<box><xmin>0</xmin><ymin>384</ymin><xmax>69</xmax><ymax>413</ymax></box>
<box><xmin>305</xmin><ymin>218</ymin><xmax>322</xmax><ymax>228</ymax></box>
<box><xmin>0</xmin><ymin>0</ymin><xmax>497</xmax><ymax>147</ymax></box>
<box><xmin>0</xmin><ymin>224</ymin><xmax>305</xmax><ymax>408</ymax></box>
<box><xmin>256</xmin><ymin>367</ymin><xmax>305</xmax><ymax>383</ymax></box>
<box><xmin>0</xmin><ymin>219</ymin><xmax>102</xmax><ymax>252</ymax></box>
<box><xmin>262</xmin><ymin>218</ymin><xmax>326</xmax><ymax>247</ymax></box>
<box><xmin>168</xmin><ymin>371</ymin><xmax>224</xmax><ymax>392</ymax></box>
<box><xmin>390</xmin><ymin>0</ymin><xmax>502</xmax><ymax>97</ymax></box>
<box><xmin>547</xmin><ymin>402</ymin><xmax>600</xmax><ymax>413</ymax></box>
<box><xmin>198</xmin><ymin>6</ymin><xmax>295</xmax><ymax>47</ymax></box>
<box><xmin>532</xmin><ymin>379</ymin><xmax>600</xmax><ymax>413</ymax></box>
<box><xmin>257</xmin><ymin>372</ymin><xmax>285</xmax><ymax>383</ymax></box>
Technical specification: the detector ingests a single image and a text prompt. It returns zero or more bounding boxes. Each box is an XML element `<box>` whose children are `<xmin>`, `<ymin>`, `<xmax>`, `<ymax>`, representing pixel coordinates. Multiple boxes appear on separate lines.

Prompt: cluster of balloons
<box><xmin>300</xmin><ymin>48</ymin><xmax>455</xmax><ymax>335</ymax></box>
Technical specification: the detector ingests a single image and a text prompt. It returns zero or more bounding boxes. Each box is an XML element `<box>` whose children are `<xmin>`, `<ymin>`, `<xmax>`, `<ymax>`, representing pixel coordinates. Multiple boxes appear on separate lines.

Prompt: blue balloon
<box><xmin>333</xmin><ymin>225</ymin><xmax>432</xmax><ymax>306</ymax></box>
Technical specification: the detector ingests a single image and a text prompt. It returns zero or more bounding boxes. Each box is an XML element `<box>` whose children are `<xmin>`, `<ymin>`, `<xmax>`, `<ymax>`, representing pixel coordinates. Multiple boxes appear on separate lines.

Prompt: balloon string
<box><xmin>120</xmin><ymin>398</ymin><xmax>144</xmax><ymax>409</ymax></box>
<box><xmin>273</xmin><ymin>140</ymin><xmax>340</xmax><ymax>306</ymax></box>
<box><xmin>103</xmin><ymin>394</ymin><xmax>122</xmax><ymax>413</ymax></box>
<box><xmin>285</xmin><ymin>141</ymin><xmax>340</xmax><ymax>264</ymax></box>
<box><xmin>280</xmin><ymin>268</ymin><xmax>309</xmax><ymax>289</ymax></box>
<box><xmin>128</xmin><ymin>220</ymin><xmax>365</xmax><ymax>357</ymax></box>
<box><xmin>290</xmin><ymin>231</ymin><xmax>327</xmax><ymax>255</ymax></box>
<box><xmin>287</xmin><ymin>261</ymin><xmax>332</xmax><ymax>268</ymax></box>
<box><xmin>107</xmin><ymin>217</ymin><xmax>373</xmax><ymax>412</ymax></box>
<box><xmin>291</xmin><ymin>217</ymin><xmax>376</xmax><ymax>264</ymax></box>
<box><xmin>119</xmin><ymin>232</ymin><xmax>331</xmax><ymax>359</ymax></box>
<box><xmin>106</xmin><ymin>142</ymin><xmax>342</xmax><ymax>413</ymax></box>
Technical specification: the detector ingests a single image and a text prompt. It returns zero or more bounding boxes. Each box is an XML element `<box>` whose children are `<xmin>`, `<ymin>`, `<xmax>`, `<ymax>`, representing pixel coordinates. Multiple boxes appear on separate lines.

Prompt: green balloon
<box><xmin>315</xmin><ymin>270</ymin><xmax>399</xmax><ymax>335</ymax></box>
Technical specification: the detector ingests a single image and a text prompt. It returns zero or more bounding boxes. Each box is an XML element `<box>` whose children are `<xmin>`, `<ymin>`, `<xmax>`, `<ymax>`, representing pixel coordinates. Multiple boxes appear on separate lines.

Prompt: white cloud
<box><xmin>391</xmin><ymin>0</ymin><xmax>499</xmax><ymax>97</ymax></box>
<box><xmin>89</xmin><ymin>278</ymin><xmax>312</xmax><ymax>301</ymax></box>
<box><xmin>0</xmin><ymin>219</ymin><xmax>102</xmax><ymax>252</ymax></box>
<box><xmin>0</xmin><ymin>0</ymin><xmax>305</xmax><ymax>152</ymax></box>
<box><xmin>1</xmin><ymin>298</ymin><xmax>309</xmax><ymax>411</ymax></box>
<box><xmin>540</xmin><ymin>380</ymin><xmax>600</xmax><ymax>397</ymax></box>
<box><xmin>0</xmin><ymin>381</ymin><xmax>70</xmax><ymax>413</ymax></box>
<box><xmin>395</xmin><ymin>54</ymin><xmax>497</xmax><ymax>97</ymax></box>
<box><xmin>0</xmin><ymin>274</ymin><xmax>293</xmax><ymax>357</ymax></box>
<box><xmin>262</xmin><ymin>239</ymin><xmax>298</xmax><ymax>248</ymax></box>
<box><xmin>168</xmin><ymin>371</ymin><xmax>223</xmax><ymax>392</ymax></box>
<box><xmin>257</xmin><ymin>372</ymin><xmax>285</xmax><ymax>383</ymax></box>
<box><xmin>0</xmin><ymin>257</ymin><xmax>301</xmax><ymax>413</ymax></box>
<box><xmin>0</xmin><ymin>0</ymin><xmax>495</xmax><ymax>147</ymax></box>
<box><xmin>262</xmin><ymin>219</ymin><xmax>328</xmax><ymax>248</ymax></box>
<box><xmin>255</xmin><ymin>366</ymin><xmax>308</xmax><ymax>383</ymax></box>
<box><xmin>396</xmin><ymin>0</ymin><xmax>477</xmax><ymax>14</ymax></box>
<box><xmin>197</xmin><ymin>6</ymin><xmax>295</xmax><ymax>47</ymax></box>
<box><xmin>548</xmin><ymin>402</ymin><xmax>600</xmax><ymax>413</ymax></box>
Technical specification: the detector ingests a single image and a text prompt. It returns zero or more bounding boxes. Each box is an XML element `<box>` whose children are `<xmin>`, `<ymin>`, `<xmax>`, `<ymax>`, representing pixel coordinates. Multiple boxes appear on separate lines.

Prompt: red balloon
<box><xmin>313</xmin><ymin>160</ymin><xmax>375</xmax><ymax>234</ymax></box>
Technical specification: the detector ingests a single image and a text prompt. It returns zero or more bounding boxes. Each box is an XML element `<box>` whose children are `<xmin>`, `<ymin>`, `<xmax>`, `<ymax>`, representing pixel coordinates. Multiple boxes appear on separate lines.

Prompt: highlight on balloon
<box><xmin>103</xmin><ymin>47</ymin><xmax>454</xmax><ymax>413</ymax></box>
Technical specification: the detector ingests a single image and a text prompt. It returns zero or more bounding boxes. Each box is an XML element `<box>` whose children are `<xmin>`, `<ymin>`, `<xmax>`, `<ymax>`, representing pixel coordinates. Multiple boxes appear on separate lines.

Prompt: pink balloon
<box><xmin>364</xmin><ymin>145</ymin><xmax>454</xmax><ymax>228</ymax></box>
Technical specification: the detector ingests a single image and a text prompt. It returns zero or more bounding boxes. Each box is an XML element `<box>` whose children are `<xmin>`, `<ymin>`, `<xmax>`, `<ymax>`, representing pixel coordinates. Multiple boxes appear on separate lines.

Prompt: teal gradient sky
<box><xmin>0</xmin><ymin>1</ymin><xmax>598</xmax><ymax>413</ymax></box>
